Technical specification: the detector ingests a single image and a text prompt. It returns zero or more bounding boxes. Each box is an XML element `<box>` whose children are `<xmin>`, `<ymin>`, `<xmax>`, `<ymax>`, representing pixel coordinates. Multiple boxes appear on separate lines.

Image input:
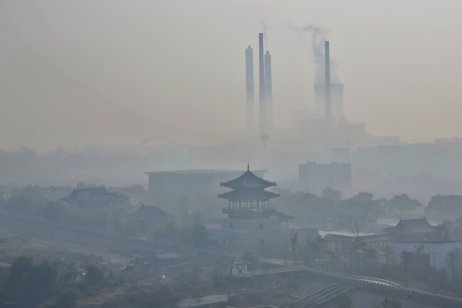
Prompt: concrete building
<box><xmin>323</xmin><ymin>232</ymin><xmax>391</xmax><ymax>252</ymax></box>
<box><xmin>322</xmin><ymin>231</ymin><xmax>391</xmax><ymax>271</ymax></box>
<box><xmin>299</xmin><ymin>162</ymin><xmax>352</xmax><ymax>196</ymax></box>
<box><xmin>382</xmin><ymin>218</ymin><xmax>462</xmax><ymax>273</ymax></box>
<box><xmin>391</xmin><ymin>241</ymin><xmax>462</xmax><ymax>272</ymax></box>
<box><xmin>230</xmin><ymin>259</ymin><xmax>249</xmax><ymax>276</ymax></box>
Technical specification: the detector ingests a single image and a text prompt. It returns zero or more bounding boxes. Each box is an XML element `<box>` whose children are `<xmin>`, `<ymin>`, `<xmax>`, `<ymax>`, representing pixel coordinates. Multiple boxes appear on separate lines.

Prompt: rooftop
<box><xmin>220</xmin><ymin>166</ymin><xmax>275</xmax><ymax>189</ymax></box>
<box><xmin>384</xmin><ymin>217</ymin><xmax>436</xmax><ymax>233</ymax></box>
<box><xmin>146</xmin><ymin>169</ymin><xmax>265</xmax><ymax>175</ymax></box>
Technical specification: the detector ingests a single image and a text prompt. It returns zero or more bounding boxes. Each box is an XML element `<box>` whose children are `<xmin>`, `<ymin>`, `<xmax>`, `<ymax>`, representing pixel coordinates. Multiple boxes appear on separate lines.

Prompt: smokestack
<box><xmin>245</xmin><ymin>46</ymin><xmax>255</xmax><ymax>132</ymax></box>
<box><xmin>264</xmin><ymin>51</ymin><xmax>273</xmax><ymax>132</ymax></box>
<box><xmin>258</xmin><ymin>33</ymin><xmax>266</xmax><ymax>134</ymax></box>
<box><xmin>324</xmin><ymin>41</ymin><xmax>332</xmax><ymax>123</ymax></box>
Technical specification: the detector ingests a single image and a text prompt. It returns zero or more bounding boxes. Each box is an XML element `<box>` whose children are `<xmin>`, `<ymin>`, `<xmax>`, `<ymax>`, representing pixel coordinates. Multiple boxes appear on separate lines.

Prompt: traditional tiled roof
<box><xmin>129</xmin><ymin>205</ymin><xmax>173</xmax><ymax>221</ymax></box>
<box><xmin>220</xmin><ymin>166</ymin><xmax>275</xmax><ymax>189</ymax></box>
<box><xmin>218</xmin><ymin>189</ymin><xmax>279</xmax><ymax>201</ymax></box>
<box><xmin>61</xmin><ymin>187</ymin><xmax>128</xmax><ymax>206</ymax></box>
<box><xmin>384</xmin><ymin>217</ymin><xmax>436</xmax><ymax>233</ymax></box>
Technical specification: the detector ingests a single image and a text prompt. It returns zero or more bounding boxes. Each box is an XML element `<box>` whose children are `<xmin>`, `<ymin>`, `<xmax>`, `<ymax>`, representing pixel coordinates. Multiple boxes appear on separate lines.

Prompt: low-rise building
<box><xmin>322</xmin><ymin>231</ymin><xmax>391</xmax><ymax>271</ymax></box>
<box><xmin>60</xmin><ymin>187</ymin><xmax>128</xmax><ymax>208</ymax></box>
<box><xmin>231</xmin><ymin>259</ymin><xmax>249</xmax><ymax>276</ymax></box>
<box><xmin>383</xmin><ymin>217</ymin><xmax>438</xmax><ymax>242</ymax></box>
<box><xmin>390</xmin><ymin>241</ymin><xmax>462</xmax><ymax>273</ymax></box>
<box><xmin>323</xmin><ymin>232</ymin><xmax>390</xmax><ymax>252</ymax></box>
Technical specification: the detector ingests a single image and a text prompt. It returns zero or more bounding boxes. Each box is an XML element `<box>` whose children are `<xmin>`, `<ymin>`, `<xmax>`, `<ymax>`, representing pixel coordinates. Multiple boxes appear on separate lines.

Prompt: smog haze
<box><xmin>1</xmin><ymin>0</ymin><xmax>462</xmax><ymax>150</ymax></box>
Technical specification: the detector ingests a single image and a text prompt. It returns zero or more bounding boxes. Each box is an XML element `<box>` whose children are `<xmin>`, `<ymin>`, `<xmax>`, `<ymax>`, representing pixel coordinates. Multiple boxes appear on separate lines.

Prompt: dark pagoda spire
<box><xmin>220</xmin><ymin>165</ymin><xmax>276</xmax><ymax>190</ymax></box>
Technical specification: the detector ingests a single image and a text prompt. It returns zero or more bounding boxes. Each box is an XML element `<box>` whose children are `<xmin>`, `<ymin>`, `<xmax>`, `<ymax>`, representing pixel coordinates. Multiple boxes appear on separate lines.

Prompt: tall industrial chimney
<box><xmin>258</xmin><ymin>33</ymin><xmax>266</xmax><ymax>134</ymax></box>
<box><xmin>264</xmin><ymin>51</ymin><xmax>273</xmax><ymax>132</ymax></box>
<box><xmin>245</xmin><ymin>46</ymin><xmax>255</xmax><ymax>132</ymax></box>
<box><xmin>324</xmin><ymin>41</ymin><xmax>332</xmax><ymax>123</ymax></box>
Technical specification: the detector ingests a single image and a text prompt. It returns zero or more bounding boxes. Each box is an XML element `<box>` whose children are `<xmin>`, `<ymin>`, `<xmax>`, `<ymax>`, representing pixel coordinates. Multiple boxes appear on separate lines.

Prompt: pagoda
<box><xmin>219</xmin><ymin>165</ymin><xmax>280</xmax><ymax>218</ymax></box>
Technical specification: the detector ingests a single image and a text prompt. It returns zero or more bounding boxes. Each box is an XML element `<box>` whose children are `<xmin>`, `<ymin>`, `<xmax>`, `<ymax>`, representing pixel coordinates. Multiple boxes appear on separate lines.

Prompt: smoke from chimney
<box><xmin>291</xmin><ymin>24</ymin><xmax>339</xmax><ymax>84</ymax></box>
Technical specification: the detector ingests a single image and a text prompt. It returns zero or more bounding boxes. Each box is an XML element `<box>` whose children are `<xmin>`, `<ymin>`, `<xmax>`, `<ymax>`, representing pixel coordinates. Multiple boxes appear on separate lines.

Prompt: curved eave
<box><xmin>218</xmin><ymin>190</ymin><xmax>280</xmax><ymax>201</ymax></box>
<box><xmin>220</xmin><ymin>171</ymin><xmax>276</xmax><ymax>189</ymax></box>
<box><xmin>220</xmin><ymin>182</ymin><xmax>276</xmax><ymax>189</ymax></box>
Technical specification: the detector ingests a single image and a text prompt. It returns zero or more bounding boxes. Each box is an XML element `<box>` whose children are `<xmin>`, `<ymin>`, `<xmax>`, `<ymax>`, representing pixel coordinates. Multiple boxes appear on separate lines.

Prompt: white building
<box><xmin>391</xmin><ymin>241</ymin><xmax>462</xmax><ymax>272</ymax></box>
<box><xmin>231</xmin><ymin>259</ymin><xmax>249</xmax><ymax>276</ymax></box>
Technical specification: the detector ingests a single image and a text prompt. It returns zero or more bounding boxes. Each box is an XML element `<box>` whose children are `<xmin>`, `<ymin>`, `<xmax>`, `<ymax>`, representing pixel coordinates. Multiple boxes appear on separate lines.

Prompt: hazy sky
<box><xmin>1</xmin><ymin>0</ymin><xmax>462</xmax><ymax>150</ymax></box>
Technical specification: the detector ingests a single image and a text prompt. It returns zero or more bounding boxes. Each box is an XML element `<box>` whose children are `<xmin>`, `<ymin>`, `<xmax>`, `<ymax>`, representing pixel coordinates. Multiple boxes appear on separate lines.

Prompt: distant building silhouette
<box><xmin>61</xmin><ymin>187</ymin><xmax>128</xmax><ymax>208</ymax></box>
<box><xmin>299</xmin><ymin>161</ymin><xmax>352</xmax><ymax>196</ymax></box>
<box><xmin>383</xmin><ymin>217</ymin><xmax>437</xmax><ymax>242</ymax></box>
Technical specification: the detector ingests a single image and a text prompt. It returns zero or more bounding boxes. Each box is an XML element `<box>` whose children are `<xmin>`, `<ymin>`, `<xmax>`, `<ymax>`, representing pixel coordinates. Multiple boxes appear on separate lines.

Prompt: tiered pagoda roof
<box><xmin>220</xmin><ymin>168</ymin><xmax>276</xmax><ymax>190</ymax></box>
<box><xmin>218</xmin><ymin>165</ymin><xmax>280</xmax><ymax>218</ymax></box>
<box><xmin>219</xmin><ymin>189</ymin><xmax>279</xmax><ymax>201</ymax></box>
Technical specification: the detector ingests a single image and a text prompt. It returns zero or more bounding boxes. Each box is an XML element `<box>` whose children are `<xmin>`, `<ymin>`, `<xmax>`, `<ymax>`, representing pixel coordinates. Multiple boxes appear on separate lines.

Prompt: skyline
<box><xmin>1</xmin><ymin>0</ymin><xmax>462</xmax><ymax>150</ymax></box>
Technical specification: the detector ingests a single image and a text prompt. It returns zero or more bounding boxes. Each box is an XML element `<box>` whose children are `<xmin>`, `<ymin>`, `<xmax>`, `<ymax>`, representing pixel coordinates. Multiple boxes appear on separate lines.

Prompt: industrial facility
<box><xmin>243</xmin><ymin>33</ymin><xmax>399</xmax><ymax>152</ymax></box>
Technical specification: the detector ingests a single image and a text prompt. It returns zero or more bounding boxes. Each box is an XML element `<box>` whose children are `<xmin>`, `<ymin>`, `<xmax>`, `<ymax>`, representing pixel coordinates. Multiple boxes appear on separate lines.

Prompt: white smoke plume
<box><xmin>260</xmin><ymin>19</ymin><xmax>269</xmax><ymax>43</ymax></box>
<box><xmin>291</xmin><ymin>23</ymin><xmax>339</xmax><ymax>84</ymax></box>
